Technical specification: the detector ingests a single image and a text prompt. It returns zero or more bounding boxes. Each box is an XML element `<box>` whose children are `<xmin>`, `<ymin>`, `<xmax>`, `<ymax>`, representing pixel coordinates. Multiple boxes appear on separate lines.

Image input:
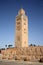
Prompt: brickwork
<box><xmin>15</xmin><ymin>9</ymin><xmax>28</xmax><ymax>47</ymax></box>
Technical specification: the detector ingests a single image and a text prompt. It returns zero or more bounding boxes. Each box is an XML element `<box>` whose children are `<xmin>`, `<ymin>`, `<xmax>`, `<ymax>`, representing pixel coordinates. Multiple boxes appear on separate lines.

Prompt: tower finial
<box><xmin>18</xmin><ymin>8</ymin><xmax>25</xmax><ymax>15</ymax></box>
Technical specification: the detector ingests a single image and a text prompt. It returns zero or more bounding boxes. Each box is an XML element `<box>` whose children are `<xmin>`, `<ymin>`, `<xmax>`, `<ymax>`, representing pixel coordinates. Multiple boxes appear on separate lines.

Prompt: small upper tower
<box><xmin>18</xmin><ymin>8</ymin><xmax>25</xmax><ymax>15</ymax></box>
<box><xmin>15</xmin><ymin>8</ymin><xmax>28</xmax><ymax>48</ymax></box>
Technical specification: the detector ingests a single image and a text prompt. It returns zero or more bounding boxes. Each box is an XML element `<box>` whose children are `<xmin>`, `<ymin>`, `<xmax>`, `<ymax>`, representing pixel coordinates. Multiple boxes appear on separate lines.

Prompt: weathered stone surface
<box><xmin>0</xmin><ymin>46</ymin><xmax>43</xmax><ymax>61</ymax></box>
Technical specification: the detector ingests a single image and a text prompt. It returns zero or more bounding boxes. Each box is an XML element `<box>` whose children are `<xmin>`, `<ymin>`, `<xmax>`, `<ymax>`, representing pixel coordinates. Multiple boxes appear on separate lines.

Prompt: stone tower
<box><xmin>15</xmin><ymin>9</ymin><xmax>28</xmax><ymax>47</ymax></box>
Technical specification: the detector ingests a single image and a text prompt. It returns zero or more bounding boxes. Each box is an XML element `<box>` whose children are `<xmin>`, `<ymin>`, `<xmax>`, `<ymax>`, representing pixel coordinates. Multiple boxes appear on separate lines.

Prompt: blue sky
<box><xmin>0</xmin><ymin>0</ymin><xmax>43</xmax><ymax>48</ymax></box>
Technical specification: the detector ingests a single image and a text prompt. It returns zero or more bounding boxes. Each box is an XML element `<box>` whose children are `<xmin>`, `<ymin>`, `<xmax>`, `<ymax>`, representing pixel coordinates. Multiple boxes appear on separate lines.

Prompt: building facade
<box><xmin>15</xmin><ymin>9</ymin><xmax>28</xmax><ymax>47</ymax></box>
<box><xmin>0</xmin><ymin>9</ymin><xmax>43</xmax><ymax>61</ymax></box>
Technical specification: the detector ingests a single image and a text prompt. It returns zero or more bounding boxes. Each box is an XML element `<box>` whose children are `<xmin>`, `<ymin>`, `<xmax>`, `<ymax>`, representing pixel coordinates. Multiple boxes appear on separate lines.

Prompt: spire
<box><xmin>18</xmin><ymin>8</ymin><xmax>25</xmax><ymax>15</ymax></box>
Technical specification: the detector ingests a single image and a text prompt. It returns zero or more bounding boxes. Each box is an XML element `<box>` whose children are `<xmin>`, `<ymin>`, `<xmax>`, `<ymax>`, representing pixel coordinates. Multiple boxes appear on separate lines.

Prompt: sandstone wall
<box><xmin>1</xmin><ymin>46</ymin><xmax>43</xmax><ymax>61</ymax></box>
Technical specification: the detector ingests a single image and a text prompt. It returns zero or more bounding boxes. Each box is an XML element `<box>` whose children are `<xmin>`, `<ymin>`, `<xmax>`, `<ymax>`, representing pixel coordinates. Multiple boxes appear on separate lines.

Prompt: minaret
<box><xmin>15</xmin><ymin>9</ymin><xmax>28</xmax><ymax>47</ymax></box>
